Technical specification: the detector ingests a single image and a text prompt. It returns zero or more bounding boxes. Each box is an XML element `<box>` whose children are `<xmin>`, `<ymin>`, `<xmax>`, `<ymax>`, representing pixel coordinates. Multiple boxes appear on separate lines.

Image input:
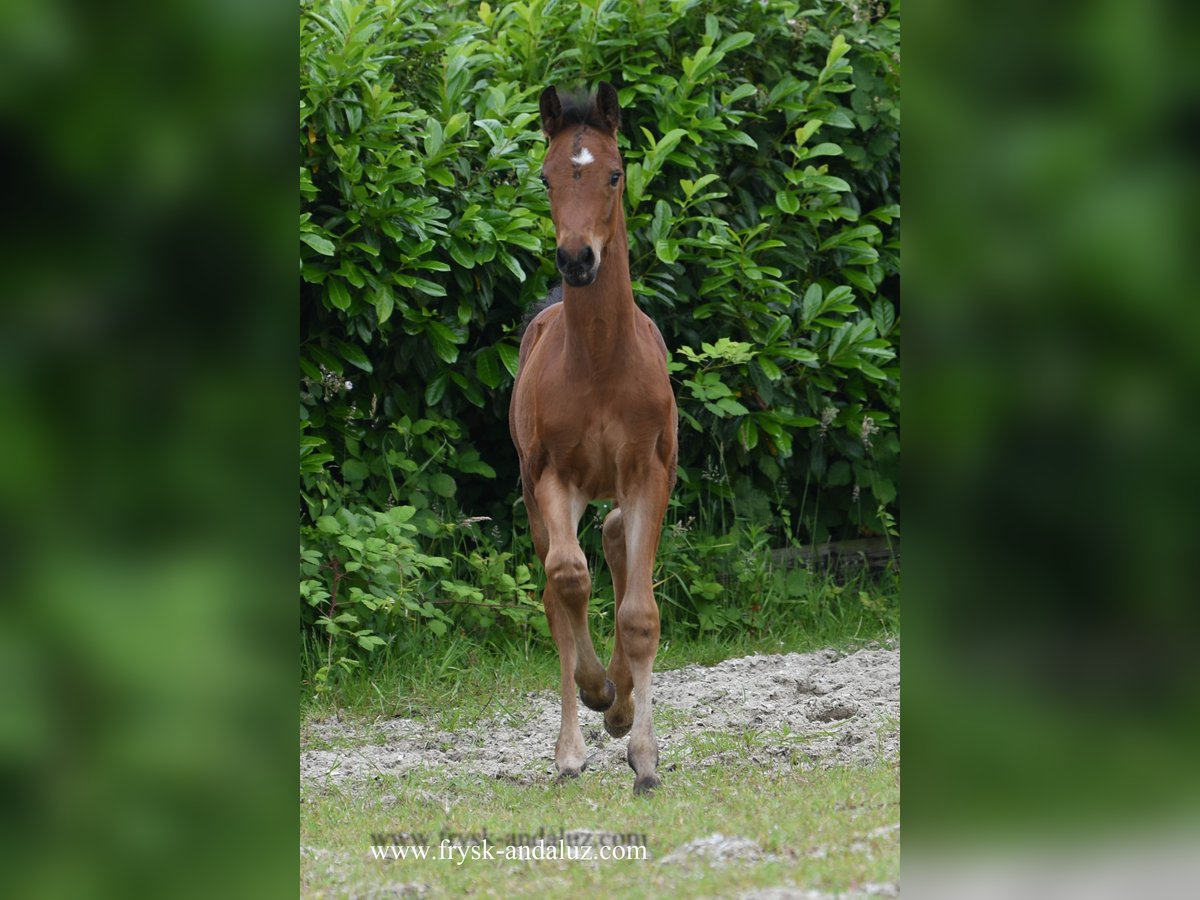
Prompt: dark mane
<box><xmin>556</xmin><ymin>89</ymin><xmax>611</xmax><ymax>132</ymax></box>
<box><xmin>520</xmin><ymin>283</ymin><xmax>563</xmax><ymax>336</ymax></box>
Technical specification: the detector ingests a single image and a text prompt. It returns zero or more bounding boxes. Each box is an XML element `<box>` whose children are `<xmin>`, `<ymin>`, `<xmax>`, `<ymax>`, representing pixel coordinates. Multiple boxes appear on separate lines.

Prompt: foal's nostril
<box><xmin>556</xmin><ymin>245</ymin><xmax>597</xmax><ymax>281</ymax></box>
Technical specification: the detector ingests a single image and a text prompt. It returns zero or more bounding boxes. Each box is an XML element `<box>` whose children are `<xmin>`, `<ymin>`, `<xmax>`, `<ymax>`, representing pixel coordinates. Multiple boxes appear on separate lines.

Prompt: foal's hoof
<box><xmin>604</xmin><ymin>708</ymin><xmax>633</xmax><ymax>738</ymax></box>
<box><xmin>556</xmin><ymin>760</ymin><xmax>587</xmax><ymax>782</ymax></box>
<box><xmin>626</xmin><ymin>746</ymin><xmax>660</xmax><ymax>774</ymax></box>
<box><xmin>579</xmin><ymin>678</ymin><xmax>616</xmax><ymax>713</ymax></box>
<box><xmin>633</xmin><ymin>774</ymin><xmax>661</xmax><ymax>796</ymax></box>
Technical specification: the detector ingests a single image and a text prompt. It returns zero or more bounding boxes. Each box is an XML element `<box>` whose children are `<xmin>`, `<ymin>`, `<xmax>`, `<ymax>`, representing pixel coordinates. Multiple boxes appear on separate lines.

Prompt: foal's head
<box><xmin>538</xmin><ymin>83</ymin><xmax>624</xmax><ymax>288</ymax></box>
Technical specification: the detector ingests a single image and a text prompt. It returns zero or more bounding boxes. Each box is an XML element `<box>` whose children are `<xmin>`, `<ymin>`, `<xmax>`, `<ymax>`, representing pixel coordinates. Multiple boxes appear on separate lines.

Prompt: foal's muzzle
<box><xmin>556</xmin><ymin>244</ymin><xmax>598</xmax><ymax>287</ymax></box>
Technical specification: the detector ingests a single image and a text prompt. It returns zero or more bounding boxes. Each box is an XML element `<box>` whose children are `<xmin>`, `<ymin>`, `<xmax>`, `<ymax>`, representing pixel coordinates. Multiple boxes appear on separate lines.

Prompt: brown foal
<box><xmin>509</xmin><ymin>83</ymin><xmax>678</xmax><ymax>795</ymax></box>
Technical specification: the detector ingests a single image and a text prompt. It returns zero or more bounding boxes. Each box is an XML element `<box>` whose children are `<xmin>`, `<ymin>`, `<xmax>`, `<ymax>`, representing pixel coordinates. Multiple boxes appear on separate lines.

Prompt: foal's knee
<box><xmin>545</xmin><ymin>545</ymin><xmax>590</xmax><ymax>605</ymax></box>
<box><xmin>617</xmin><ymin>596</ymin><xmax>660</xmax><ymax>659</ymax></box>
<box><xmin>602</xmin><ymin>508</ymin><xmax>624</xmax><ymax>549</ymax></box>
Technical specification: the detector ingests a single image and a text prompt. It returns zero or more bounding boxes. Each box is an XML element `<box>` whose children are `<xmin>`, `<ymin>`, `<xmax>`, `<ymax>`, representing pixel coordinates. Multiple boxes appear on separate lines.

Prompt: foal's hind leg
<box><xmin>602</xmin><ymin>507</ymin><xmax>634</xmax><ymax>738</ymax></box>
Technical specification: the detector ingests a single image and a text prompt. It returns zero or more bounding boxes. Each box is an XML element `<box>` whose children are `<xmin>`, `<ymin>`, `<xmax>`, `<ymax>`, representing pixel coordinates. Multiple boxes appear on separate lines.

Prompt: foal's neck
<box><xmin>561</xmin><ymin>222</ymin><xmax>637</xmax><ymax>373</ymax></box>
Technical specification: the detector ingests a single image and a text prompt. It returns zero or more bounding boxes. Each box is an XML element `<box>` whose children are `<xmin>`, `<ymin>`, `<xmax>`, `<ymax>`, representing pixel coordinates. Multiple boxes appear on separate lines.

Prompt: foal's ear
<box><xmin>595</xmin><ymin>81</ymin><xmax>620</xmax><ymax>135</ymax></box>
<box><xmin>539</xmin><ymin>85</ymin><xmax>564</xmax><ymax>139</ymax></box>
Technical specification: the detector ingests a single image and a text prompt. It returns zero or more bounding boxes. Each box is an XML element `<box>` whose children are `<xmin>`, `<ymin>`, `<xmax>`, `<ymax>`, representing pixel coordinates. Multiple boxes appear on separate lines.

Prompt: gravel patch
<box><xmin>300</xmin><ymin>644</ymin><xmax>899</xmax><ymax>787</ymax></box>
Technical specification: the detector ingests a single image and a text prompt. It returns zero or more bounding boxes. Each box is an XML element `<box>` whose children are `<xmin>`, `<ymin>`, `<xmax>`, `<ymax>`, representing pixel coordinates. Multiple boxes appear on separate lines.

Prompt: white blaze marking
<box><xmin>570</xmin><ymin>146</ymin><xmax>594</xmax><ymax>166</ymax></box>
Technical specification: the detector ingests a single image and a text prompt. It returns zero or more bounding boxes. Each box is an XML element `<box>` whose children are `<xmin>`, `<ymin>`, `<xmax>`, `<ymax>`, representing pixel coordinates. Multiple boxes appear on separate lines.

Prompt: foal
<box><xmin>509</xmin><ymin>83</ymin><xmax>677</xmax><ymax>795</ymax></box>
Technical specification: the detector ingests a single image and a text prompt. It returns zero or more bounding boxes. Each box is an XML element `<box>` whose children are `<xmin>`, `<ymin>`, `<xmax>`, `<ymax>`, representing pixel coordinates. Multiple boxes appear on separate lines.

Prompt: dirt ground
<box><xmin>301</xmin><ymin>642</ymin><xmax>899</xmax><ymax>786</ymax></box>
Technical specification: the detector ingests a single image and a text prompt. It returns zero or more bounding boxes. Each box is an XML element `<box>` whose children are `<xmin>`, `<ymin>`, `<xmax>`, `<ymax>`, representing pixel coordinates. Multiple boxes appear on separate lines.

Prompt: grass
<box><xmin>301</xmin><ymin>759</ymin><xmax>899</xmax><ymax>898</ymax></box>
<box><xmin>302</xmin><ymin>563</ymin><xmax>899</xmax><ymax>727</ymax></box>
<box><xmin>303</xmin><ymin>621</ymin><xmax>896</xmax><ymax>726</ymax></box>
<box><xmin>300</xmin><ymin>564</ymin><xmax>899</xmax><ymax>896</ymax></box>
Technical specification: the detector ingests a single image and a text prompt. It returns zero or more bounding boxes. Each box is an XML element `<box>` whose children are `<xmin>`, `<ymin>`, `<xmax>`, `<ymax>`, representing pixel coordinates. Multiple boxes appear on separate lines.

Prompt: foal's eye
<box><xmin>610</xmin><ymin>171</ymin><xmax>622</xmax><ymax>186</ymax></box>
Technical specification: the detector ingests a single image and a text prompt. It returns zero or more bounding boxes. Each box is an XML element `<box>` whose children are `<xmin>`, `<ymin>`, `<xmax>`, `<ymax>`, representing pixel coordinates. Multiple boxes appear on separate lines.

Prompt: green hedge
<box><xmin>300</xmin><ymin>0</ymin><xmax>899</xmax><ymax>673</ymax></box>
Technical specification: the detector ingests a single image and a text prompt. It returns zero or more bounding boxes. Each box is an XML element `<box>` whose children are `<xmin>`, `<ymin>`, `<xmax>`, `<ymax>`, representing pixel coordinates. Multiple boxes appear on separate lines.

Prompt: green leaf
<box><xmin>411</xmin><ymin>277</ymin><xmax>446</xmax><ymax>297</ymax></box>
<box><xmin>827</xmin><ymin>460</ymin><xmax>851</xmax><ymax>486</ymax></box>
<box><xmin>301</xmin><ymin>232</ymin><xmax>335</xmax><ymax>256</ymax></box>
<box><xmin>872</xmin><ymin>298</ymin><xmax>896</xmax><ymax>335</ymax></box>
<box><xmin>342</xmin><ymin>458</ymin><xmax>369</xmax><ymax>481</ymax></box>
<box><xmin>307</xmin><ymin>345</ymin><xmax>342</xmax><ymax>375</ymax></box>
<box><xmin>802</xmin><ymin>283</ymin><xmax>823</xmax><ymax>322</ymax></box>
<box><xmin>625</xmin><ymin>161</ymin><xmax>646</xmax><ymax>210</ymax></box>
<box><xmin>738</xmin><ymin>418</ymin><xmax>759</xmax><ymax>451</ymax></box>
<box><xmin>424</xmin><ymin>372</ymin><xmax>448</xmax><ymax>406</ymax></box>
<box><xmin>783</xmin><ymin>415</ymin><xmax>820</xmax><ymax>428</ymax></box>
<box><xmin>806</xmin><ymin>174</ymin><xmax>851</xmax><ymax>193</ymax></box>
<box><xmin>756</xmin><ymin>357</ymin><xmax>783</xmax><ymax>380</ymax></box>
<box><xmin>794</xmin><ymin>119</ymin><xmax>822</xmax><ymax>147</ymax></box>
<box><xmin>821</xmin><ymin>109</ymin><xmax>854</xmax><ymax>129</ymax></box>
<box><xmin>496</xmin><ymin>342</ymin><xmax>520</xmax><ymax>378</ymax></box>
<box><xmin>502</xmin><ymin>230</ymin><xmax>541</xmax><ymax>252</ymax></box>
<box><xmin>650</xmin><ymin>129</ymin><xmax>688</xmax><ymax>168</ymax></box>
<box><xmin>805</xmin><ymin>142</ymin><xmax>844</xmax><ymax>158</ymax></box>
<box><xmin>449</xmin><ymin>241</ymin><xmax>475</xmax><ymax>268</ymax></box>
<box><xmin>820</xmin><ymin>33</ymin><xmax>851</xmax><ymax>83</ymax></box>
<box><xmin>724</xmin><ymin>83</ymin><xmax>757</xmax><ymax>104</ymax></box>
<box><xmin>475</xmin><ymin>348</ymin><xmax>503</xmax><ymax>388</ymax></box>
<box><xmin>386</xmin><ymin>505</ymin><xmax>416</xmax><ymax>524</ymax></box>
<box><xmin>764</xmin><ymin>316</ymin><xmax>790</xmax><ymax>344</ymax></box>
<box><xmin>423</xmin><ymin>117</ymin><xmax>443</xmax><ymax>157</ymax></box>
<box><xmin>716</xmin><ymin>31</ymin><xmax>755</xmax><ymax>55</ymax></box>
<box><xmin>651</xmin><ymin>199</ymin><xmax>671</xmax><ymax>245</ymax></box>
<box><xmin>498</xmin><ymin>251</ymin><xmax>526</xmax><ymax>282</ymax></box>
<box><xmin>326</xmin><ymin>279</ymin><xmax>351</xmax><ymax>311</ymax></box>
<box><xmin>374</xmin><ymin>286</ymin><xmax>395</xmax><ymax>324</ymax></box>
<box><xmin>873</xmin><ymin>478</ymin><xmax>897</xmax><ymax>505</ymax></box>
<box><xmin>335</xmin><ymin>339</ymin><xmax>372</xmax><ymax>373</ymax></box>
<box><xmin>823</xmin><ymin>285</ymin><xmax>855</xmax><ymax>309</ymax></box>
<box><xmin>869</xmin><ymin>203</ymin><xmax>901</xmax><ymax>223</ymax></box>
<box><xmin>842</xmin><ymin>268</ymin><xmax>877</xmax><ymax>295</ymax></box>
<box><xmin>316</xmin><ymin>515</ymin><xmax>341</xmax><ymax>534</ymax></box>
<box><xmin>855</xmin><ymin>359</ymin><xmax>888</xmax><ymax>381</ymax></box>
<box><xmin>775</xmin><ymin>190</ymin><xmax>800</xmax><ymax>215</ymax></box>
<box><xmin>655</xmin><ymin>238</ymin><xmax>680</xmax><ymax>264</ymax></box>
<box><xmin>426</xmin><ymin>320</ymin><xmax>460</xmax><ymax>363</ymax></box>
<box><xmin>819</xmin><ymin>224</ymin><xmax>882</xmax><ymax>251</ymax></box>
<box><xmin>777</xmin><ymin>347</ymin><xmax>820</xmax><ymax>365</ymax></box>
<box><xmin>427</xmin><ymin>473</ymin><xmax>456</xmax><ymax>497</ymax></box>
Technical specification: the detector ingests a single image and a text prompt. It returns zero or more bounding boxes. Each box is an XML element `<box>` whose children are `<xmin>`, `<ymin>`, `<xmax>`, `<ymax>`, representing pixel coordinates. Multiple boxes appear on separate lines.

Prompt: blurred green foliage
<box><xmin>1</xmin><ymin>2</ymin><xmax>296</xmax><ymax>898</ymax></box>
<box><xmin>299</xmin><ymin>0</ymin><xmax>901</xmax><ymax>669</ymax></box>
<box><xmin>904</xmin><ymin>0</ymin><xmax>1200</xmax><ymax>858</ymax></box>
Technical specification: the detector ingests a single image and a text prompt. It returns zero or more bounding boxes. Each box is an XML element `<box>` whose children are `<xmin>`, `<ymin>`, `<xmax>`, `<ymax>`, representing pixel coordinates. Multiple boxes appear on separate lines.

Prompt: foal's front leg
<box><xmin>602</xmin><ymin>507</ymin><xmax>635</xmax><ymax>739</ymax></box>
<box><xmin>542</xmin><ymin>584</ymin><xmax>587</xmax><ymax>776</ymax></box>
<box><xmin>616</xmin><ymin>475</ymin><xmax>670</xmax><ymax>794</ymax></box>
<box><xmin>533</xmin><ymin>476</ymin><xmax>613</xmax><ymax>777</ymax></box>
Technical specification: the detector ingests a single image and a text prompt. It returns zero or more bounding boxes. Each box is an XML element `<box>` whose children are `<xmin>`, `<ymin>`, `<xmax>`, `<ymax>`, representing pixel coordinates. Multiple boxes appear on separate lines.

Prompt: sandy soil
<box><xmin>300</xmin><ymin>642</ymin><xmax>899</xmax><ymax>786</ymax></box>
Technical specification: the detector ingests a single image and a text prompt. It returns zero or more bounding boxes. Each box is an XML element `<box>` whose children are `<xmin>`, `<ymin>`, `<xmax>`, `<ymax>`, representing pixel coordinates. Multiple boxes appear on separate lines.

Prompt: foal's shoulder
<box><xmin>638</xmin><ymin>309</ymin><xmax>670</xmax><ymax>361</ymax></box>
<box><xmin>520</xmin><ymin>299</ymin><xmax>563</xmax><ymax>348</ymax></box>
<box><xmin>516</xmin><ymin>287</ymin><xmax>565</xmax><ymax>371</ymax></box>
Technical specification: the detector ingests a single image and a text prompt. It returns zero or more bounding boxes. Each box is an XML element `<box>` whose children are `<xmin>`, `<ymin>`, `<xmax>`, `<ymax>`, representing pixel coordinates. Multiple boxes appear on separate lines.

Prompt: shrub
<box><xmin>300</xmin><ymin>0</ymin><xmax>900</xmax><ymax>662</ymax></box>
